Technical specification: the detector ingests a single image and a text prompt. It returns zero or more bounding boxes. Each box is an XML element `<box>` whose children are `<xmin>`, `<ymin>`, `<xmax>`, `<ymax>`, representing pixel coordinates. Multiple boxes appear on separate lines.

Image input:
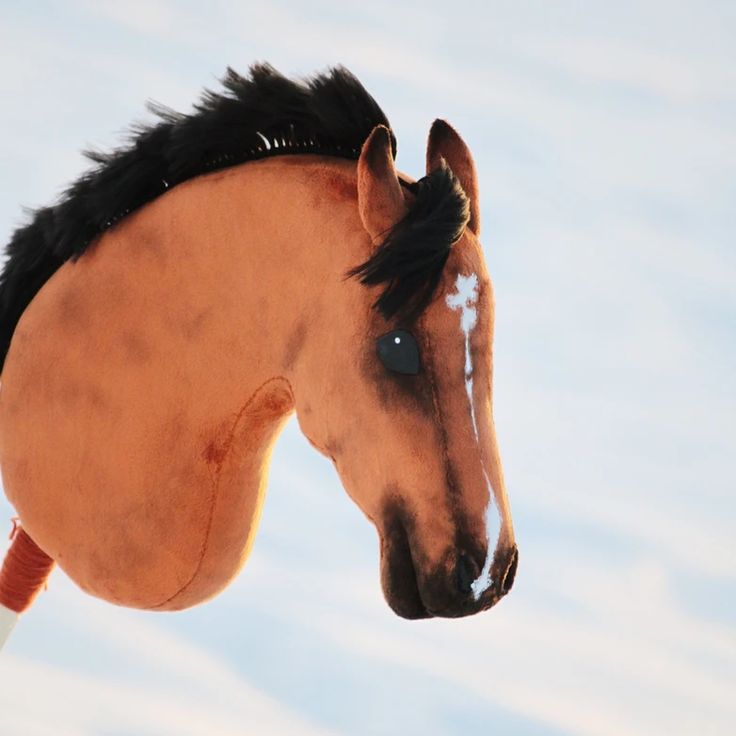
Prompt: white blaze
<box><xmin>446</xmin><ymin>273</ymin><xmax>501</xmax><ymax>600</ymax></box>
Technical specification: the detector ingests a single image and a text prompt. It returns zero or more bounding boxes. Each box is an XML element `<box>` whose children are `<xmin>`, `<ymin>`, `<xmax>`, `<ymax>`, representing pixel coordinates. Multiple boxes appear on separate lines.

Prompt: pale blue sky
<box><xmin>0</xmin><ymin>1</ymin><xmax>734</xmax><ymax>734</ymax></box>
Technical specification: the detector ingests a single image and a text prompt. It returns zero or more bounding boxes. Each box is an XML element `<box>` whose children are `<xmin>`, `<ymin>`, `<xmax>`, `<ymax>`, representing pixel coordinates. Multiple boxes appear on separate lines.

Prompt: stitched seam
<box><xmin>152</xmin><ymin>375</ymin><xmax>294</xmax><ymax>608</ymax></box>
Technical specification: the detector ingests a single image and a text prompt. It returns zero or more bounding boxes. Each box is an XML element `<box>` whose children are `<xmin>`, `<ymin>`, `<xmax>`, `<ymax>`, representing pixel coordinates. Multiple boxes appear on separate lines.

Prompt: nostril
<box><xmin>456</xmin><ymin>553</ymin><xmax>479</xmax><ymax>596</ymax></box>
<box><xmin>501</xmin><ymin>546</ymin><xmax>519</xmax><ymax>594</ymax></box>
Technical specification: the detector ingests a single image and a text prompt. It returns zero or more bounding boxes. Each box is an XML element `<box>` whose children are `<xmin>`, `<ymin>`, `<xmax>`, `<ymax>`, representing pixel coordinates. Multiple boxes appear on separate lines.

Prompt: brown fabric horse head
<box><xmin>0</xmin><ymin>65</ymin><xmax>516</xmax><ymax>630</ymax></box>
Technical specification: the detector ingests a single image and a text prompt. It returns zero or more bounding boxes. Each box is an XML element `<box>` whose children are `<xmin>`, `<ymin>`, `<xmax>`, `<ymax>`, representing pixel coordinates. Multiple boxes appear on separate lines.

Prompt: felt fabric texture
<box><xmin>0</xmin><ymin>64</ymin><xmax>395</xmax><ymax>370</ymax></box>
<box><xmin>357</xmin><ymin>125</ymin><xmax>408</xmax><ymax>243</ymax></box>
<box><xmin>0</xmin><ymin>125</ymin><xmax>516</xmax><ymax>618</ymax></box>
<box><xmin>426</xmin><ymin>119</ymin><xmax>481</xmax><ymax>235</ymax></box>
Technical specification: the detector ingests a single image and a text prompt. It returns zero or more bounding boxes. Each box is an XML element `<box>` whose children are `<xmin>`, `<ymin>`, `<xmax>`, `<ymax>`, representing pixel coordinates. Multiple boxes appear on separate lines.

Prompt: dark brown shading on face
<box><xmin>378</xmin><ymin>490</ymin><xmax>517</xmax><ymax>619</ymax></box>
<box><xmin>380</xmin><ymin>498</ymin><xmax>431</xmax><ymax>619</ymax></box>
<box><xmin>121</xmin><ymin>331</ymin><xmax>153</xmax><ymax>364</ymax></box>
<box><xmin>283</xmin><ymin>319</ymin><xmax>308</xmax><ymax>371</ymax></box>
<box><xmin>359</xmin><ymin>321</ymin><xmax>436</xmax><ymax>419</ymax></box>
<box><xmin>354</xmin><ymin>242</ymin><xmax>518</xmax><ymax>619</ymax></box>
<box><xmin>292</xmin><ymin>121</ymin><xmax>517</xmax><ymax>622</ymax></box>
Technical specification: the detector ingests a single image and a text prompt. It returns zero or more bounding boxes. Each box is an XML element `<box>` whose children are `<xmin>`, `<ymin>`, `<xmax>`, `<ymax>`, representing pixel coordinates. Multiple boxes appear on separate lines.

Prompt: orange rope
<box><xmin>0</xmin><ymin>526</ymin><xmax>55</xmax><ymax>613</ymax></box>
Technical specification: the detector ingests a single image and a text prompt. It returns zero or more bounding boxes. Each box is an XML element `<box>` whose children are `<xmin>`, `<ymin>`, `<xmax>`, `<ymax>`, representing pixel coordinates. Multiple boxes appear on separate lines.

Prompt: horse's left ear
<box><xmin>357</xmin><ymin>125</ymin><xmax>407</xmax><ymax>244</ymax></box>
<box><xmin>426</xmin><ymin>119</ymin><xmax>480</xmax><ymax>236</ymax></box>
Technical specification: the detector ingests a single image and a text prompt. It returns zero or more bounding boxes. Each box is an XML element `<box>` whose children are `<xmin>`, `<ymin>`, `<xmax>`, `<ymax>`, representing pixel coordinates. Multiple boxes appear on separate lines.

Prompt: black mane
<box><xmin>0</xmin><ymin>63</ymin><xmax>467</xmax><ymax>368</ymax></box>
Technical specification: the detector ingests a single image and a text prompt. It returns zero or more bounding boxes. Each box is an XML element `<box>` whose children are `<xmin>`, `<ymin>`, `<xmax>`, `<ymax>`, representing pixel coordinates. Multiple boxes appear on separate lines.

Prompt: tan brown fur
<box><xmin>0</xmin><ymin>130</ymin><xmax>516</xmax><ymax>617</ymax></box>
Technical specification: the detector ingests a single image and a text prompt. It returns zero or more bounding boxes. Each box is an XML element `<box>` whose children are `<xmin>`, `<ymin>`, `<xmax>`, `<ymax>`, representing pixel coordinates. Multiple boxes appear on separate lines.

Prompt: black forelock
<box><xmin>0</xmin><ymin>63</ymin><xmax>394</xmax><ymax>368</ymax></box>
<box><xmin>348</xmin><ymin>161</ymin><xmax>470</xmax><ymax>322</ymax></box>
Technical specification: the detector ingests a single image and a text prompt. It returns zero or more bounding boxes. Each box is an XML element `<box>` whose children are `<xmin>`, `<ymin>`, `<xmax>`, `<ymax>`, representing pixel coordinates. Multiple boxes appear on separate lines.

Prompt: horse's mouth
<box><xmin>379</xmin><ymin>513</ymin><xmax>432</xmax><ymax>619</ymax></box>
<box><xmin>379</xmin><ymin>514</ymin><xmax>518</xmax><ymax>620</ymax></box>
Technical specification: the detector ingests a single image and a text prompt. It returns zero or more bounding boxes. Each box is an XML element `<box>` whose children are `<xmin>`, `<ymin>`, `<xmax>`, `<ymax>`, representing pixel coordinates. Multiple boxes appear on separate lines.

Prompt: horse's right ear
<box><xmin>426</xmin><ymin>119</ymin><xmax>480</xmax><ymax>236</ymax></box>
<box><xmin>357</xmin><ymin>125</ymin><xmax>407</xmax><ymax>244</ymax></box>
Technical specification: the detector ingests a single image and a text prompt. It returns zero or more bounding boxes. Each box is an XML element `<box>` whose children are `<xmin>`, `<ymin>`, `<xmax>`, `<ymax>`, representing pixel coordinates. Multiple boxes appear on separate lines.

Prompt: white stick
<box><xmin>0</xmin><ymin>604</ymin><xmax>18</xmax><ymax>651</ymax></box>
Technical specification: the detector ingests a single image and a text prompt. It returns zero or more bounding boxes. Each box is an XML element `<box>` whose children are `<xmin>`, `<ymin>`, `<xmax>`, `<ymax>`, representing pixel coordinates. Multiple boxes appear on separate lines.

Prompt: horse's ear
<box><xmin>357</xmin><ymin>125</ymin><xmax>407</xmax><ymax>244</ymax></box>
<box><xmin>426</xmin><ymin>119</ymin><xmax>480</xmax><ymax>236</ymax></box>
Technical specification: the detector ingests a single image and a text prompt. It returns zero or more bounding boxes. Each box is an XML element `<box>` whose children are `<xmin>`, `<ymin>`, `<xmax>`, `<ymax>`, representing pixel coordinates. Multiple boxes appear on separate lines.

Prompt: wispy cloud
<box><xmin>0</xmin><ymin>573</ymin><xmax>338</xmax><ymax>736</ymax></box>
<box><xmin>0</xmin><ymin>1</ymin><xmax>734</xmax><ymax>734</ymax></box>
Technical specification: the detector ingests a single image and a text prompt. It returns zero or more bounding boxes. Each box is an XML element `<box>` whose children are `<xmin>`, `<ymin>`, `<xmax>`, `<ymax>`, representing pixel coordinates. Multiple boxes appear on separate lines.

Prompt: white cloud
<box><xmin>0</xmin><ymin>654</ymin><xmax>334</xmax><ymax>736</ymax></box>
<box><xmin>0</xmin><ymin>577</ymin><xmax>337</xmax><ymax>736</ymax></box>
<box><xmin>0</xmin><ymin>2</ymin><xmax>733</xmax><ymax>735</ymax></box>
<box><xmin>241</xmin><ymin>549</ymin><xmax>736</xmax><ymax>736</ymax></box>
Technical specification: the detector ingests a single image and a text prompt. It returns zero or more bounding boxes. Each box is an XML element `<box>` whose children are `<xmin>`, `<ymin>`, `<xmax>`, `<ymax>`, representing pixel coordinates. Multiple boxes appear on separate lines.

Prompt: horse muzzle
<box><xmin>379</xmin><ymin>512</ymin><xmax>518</xmax><ymax>620</ymax></box>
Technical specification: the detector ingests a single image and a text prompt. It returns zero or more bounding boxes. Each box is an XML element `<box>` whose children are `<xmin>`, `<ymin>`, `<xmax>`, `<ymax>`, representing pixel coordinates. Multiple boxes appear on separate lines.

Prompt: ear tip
<box><xmin>430</xmin><ymin>117</ymin><xmax>451</xmax><ymax>130</ymax></box>
<box><xmin>370</xmin><ymin>123</ymin><xmax>391</xmax><ymax>138</ymax></box>
<box><xmin>362</xmin><ymin>125</ymin><xmax>391</xmax><ymax>157</ymax></box>
<box><xmin>429</xmin><ymin>118</ymin><xmax>456</xmax><ymax>140</ymax></box>
<box><xmin>362</xmin><ymin>125</ymin><xmax>395</xmax><ymax>171</ymax></box>
<box><xmin>366</xmin><ymin>124</ymin><xmax>397</xmax><ymax>152</ymax></box>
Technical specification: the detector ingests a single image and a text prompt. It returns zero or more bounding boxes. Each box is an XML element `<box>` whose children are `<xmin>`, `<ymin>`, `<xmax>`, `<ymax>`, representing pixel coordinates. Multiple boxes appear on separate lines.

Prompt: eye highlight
<box><xmin>376</xmin><ymin>330</ymin><xmax>420</xmax><ymax>375</ymax></box>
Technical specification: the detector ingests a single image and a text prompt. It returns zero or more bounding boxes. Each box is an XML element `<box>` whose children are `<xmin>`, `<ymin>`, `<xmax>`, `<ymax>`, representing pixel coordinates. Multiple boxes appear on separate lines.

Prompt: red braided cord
<box><xmin>0</xmin><ymin>527</ymin><xmax>55</xmax><ymax>613</ymax></box>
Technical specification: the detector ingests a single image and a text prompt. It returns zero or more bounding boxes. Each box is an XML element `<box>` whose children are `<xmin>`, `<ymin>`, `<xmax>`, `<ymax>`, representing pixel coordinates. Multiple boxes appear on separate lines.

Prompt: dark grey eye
<box><xmin>376</xmin><ymin>330</ymin><xmax>420</xmax><ymax>375</ymax></box>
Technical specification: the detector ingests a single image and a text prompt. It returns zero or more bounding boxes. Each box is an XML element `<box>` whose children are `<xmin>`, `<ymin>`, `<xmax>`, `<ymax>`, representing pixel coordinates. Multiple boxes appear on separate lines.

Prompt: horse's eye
<box><xmin>376</xmin><ymin>330</ymin><xmax>420</xmax><ymax>375</ymax></box>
